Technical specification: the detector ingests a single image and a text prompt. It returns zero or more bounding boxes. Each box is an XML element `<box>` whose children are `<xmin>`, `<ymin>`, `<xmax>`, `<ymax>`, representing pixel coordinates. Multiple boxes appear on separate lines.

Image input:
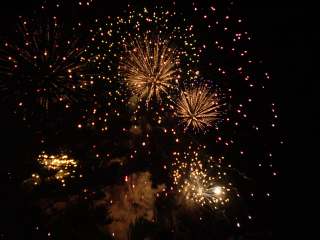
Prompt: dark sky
<box><xmin>237</xmin><ymin>2</ymin><xmax>315</xmax><ymax>235</ymax></box>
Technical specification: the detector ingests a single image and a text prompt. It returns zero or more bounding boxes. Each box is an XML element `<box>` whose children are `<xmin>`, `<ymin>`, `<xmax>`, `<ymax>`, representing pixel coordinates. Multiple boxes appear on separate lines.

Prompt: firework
<box><xmin>90</xmin><ymin>5</ymin><xmax>201</xmax><ymax>108</ymax></box>
<box><xmin>172</xmin><ymin>145</ymin><xmax>230</xmax><ymax>208</ymax></box>
<box><xmin>176</xmin><ymin>86</ymin><xmax>220</xmax><ymax>132</ymax></box>
<box><xmin>119</xmin><ymin>36</ymin><xmax>179</xmax><ymax>103</ymax></box>
<box><xmin>182</xmin><ymin>165</ymin><xmax>228</xmax><ymax>206</ymax></box>
<box><xmin>37</xmin><ymin>151</ymin><xmax>79</xmax><ymax>186</ymax></box>
<box><xmin>31</xmin><ymin>173</ymin><xmax>41</xmax><ymax>186</ymax></box>
<box><xmin>4</xmin><ymin>0</ymin><xmax>281</xmax><ymax>235</ymax></box>
<box><xmin>0</xmin><ymin>14</ymin><xmax>92</xmax><ymax>115</ymax></box>
<box><xmin>78</xmin><ymin>0</ymin><xmax>94</xmax><ymax>6</ymax></box>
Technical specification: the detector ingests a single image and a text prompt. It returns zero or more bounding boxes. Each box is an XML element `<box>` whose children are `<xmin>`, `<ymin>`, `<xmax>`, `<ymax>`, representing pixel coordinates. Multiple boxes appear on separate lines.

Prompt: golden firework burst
<box><xmin>176</xmin><ymin>86</ymin><xmax>220</xmax><ymax>131</ymax></box>
<box><xmin>172</xmin><ymin>146</ymin><xmax>230</xmax><ymax>208</ymax></box>
<box><xmin>181</xmin><ymin>164</ymin><xmax>228</xmax><ymax>206</ymax></box>
<box><xmin>119</xmin><ymin>36</ymin><xmax>179</xmax><ymax>103</ymax></box>
<box><xmin>37</xmin><ymin>152</ymin><xmax>78</xmax><ymax>186</ymax></box>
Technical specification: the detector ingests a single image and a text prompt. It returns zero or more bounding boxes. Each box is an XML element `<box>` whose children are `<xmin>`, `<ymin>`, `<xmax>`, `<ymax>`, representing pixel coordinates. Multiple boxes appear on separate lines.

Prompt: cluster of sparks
<box><xmin>172</xmin><ymin>145</ymin><xmax>231</xmax><ymax>208</ymax></box>
<box><xmin>90</xmin><ymin>6</ymin><xmax>202</xmax><ymax>112</ymax></box>
<box><xmin>119</xmin><ymin>36</ymin><xmax>179</xmax><ymax>103</ymax></box>
<box><xmin>37</xmin><ymin>152</ymin><xmax>79</xmax><ymax>186</ymax></box>
<box><xmin>176</xmin><ymin>86</ymin><xmax>220</xmax><ymax>131</ymax></box>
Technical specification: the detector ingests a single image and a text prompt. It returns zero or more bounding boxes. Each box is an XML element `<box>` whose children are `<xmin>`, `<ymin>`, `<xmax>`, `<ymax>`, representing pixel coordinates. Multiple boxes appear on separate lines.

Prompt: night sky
<box><xmin>0</xmin><ymin>0</ymin><xmax>314</xmax><ymax>239</ymax></box>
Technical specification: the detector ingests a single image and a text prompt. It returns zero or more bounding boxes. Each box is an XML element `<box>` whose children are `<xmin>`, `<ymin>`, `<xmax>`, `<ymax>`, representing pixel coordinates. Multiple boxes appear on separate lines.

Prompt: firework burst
<box><xmin>172</xmin><ymin>145</ymin><xmax>231</xmax><ymax>208</ymax></box>
<box><xmin>37</xmin><ymin>151</ymin><xmax>79</xmax><ymax>186</ymax></box>
<box><xmin>89</xmin><ymin>5</ymin><xmax>201</xmax><ymax>109</ymax></box>
<box><xmin>182</xmin><ymin>166</ymin><xmax>228</xmax><ymax>206</ymax></box>
<box><xmin>176</xmin><ymin>86</ymin><xmax>220</xmax><ymax>132</ymax></box>
<box><xmin>119</xmin><ymin>36</ymin><xmax>179</xmax><ymax>103</ymax></box>
<box><xmin>0</xmin><ymin>14</ymin><xmax>92</xmax><ymax>115</ymax></box>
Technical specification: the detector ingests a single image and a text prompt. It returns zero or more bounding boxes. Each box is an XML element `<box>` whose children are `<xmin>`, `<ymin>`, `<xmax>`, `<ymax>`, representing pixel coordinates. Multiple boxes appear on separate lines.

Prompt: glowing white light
<box><xmin>213</xmin><ymin>186</ymin><xmax>222</xmax><ymax>195</ymax></box>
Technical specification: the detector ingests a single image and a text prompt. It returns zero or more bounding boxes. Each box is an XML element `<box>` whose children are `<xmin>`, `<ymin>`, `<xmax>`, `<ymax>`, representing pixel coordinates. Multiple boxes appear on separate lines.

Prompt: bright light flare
<box><xmin>172</xmin><ymin>146</ymin><xmax>230</xmax><ymax>208</ymax></box>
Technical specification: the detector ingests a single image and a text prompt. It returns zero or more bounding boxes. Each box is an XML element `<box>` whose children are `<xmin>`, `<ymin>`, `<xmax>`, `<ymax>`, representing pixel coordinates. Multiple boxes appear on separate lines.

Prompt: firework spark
<box><xmin>37</xmin><ymin>151</ymin><xmax>79</xmax><ymax>186</ymax></box>
<box><xmin>119</xmin><ymin>36</ymin><xmax>179</xmax><ymax>103</ymax></box>
<box><xmin>182</xmin><ymin>165</ymin><xmax>228</xmax><ymax>206</ymax></box>
<box><xmin>0</xmin><ymin>15</ymin><xmax>91</xmax><ymax>114</ymax></box>
<box><xmin>90</xmin><ymin>5</ymin><xmax>201</xmax><ymax>110</ymax></box>
<box><xmin>172</xmin><ymin>145</ymin><xmax>230</xmax><ymax>208</ymax></box>
<box><xmin>176</xmin><ymin>86</ymin><xmax>220</xmax><ymax>132</ymax></box>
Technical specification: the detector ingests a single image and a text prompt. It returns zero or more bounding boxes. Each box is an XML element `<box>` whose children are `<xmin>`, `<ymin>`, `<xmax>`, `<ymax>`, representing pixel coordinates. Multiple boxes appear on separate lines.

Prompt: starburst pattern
<box><xmin>119</xmin><ymin>36</ymin><xmax>179</xmax><ymax>103</ymax></box>
<box><xmin>176</xmin><ymin>86</ymin><xmax>220</xmax><ymax>131</ymax></box>
<box><xmin>0</xmin><ymin>15</ymin><xmax>92</xmax><ymax>114</ymax></box>
<box><xmin>88</xmin><ymin>5</ymin><xmax>201</xmax><ymax>112</ymax></box>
